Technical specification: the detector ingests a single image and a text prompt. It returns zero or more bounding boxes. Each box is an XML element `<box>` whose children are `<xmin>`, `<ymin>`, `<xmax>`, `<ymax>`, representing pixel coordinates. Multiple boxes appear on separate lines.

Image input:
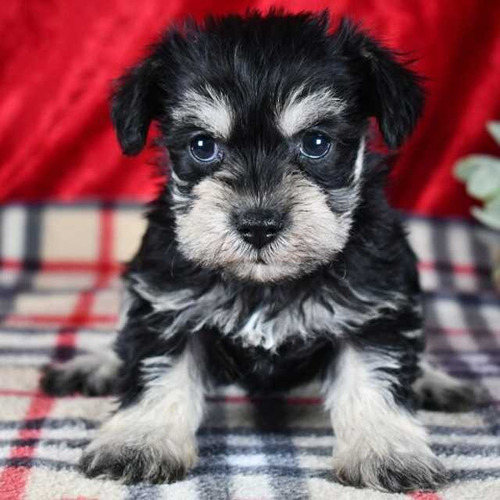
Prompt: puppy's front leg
<box><xmin>325</xmin><ymin>344</ymin><xmax>446</xmax><ymax>492</ymax></box>
<box><xmin>80</xmin><ymin>344</ymin><xmax>205</xmax><ymax>484</ymax></box>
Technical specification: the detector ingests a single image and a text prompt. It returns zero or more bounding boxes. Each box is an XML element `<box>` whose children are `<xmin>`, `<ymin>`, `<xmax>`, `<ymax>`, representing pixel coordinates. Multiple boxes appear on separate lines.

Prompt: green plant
<box><xmin>454</xmin><ymin>121</ymin><xmax>500</xmax><ymax>229</ymax></box>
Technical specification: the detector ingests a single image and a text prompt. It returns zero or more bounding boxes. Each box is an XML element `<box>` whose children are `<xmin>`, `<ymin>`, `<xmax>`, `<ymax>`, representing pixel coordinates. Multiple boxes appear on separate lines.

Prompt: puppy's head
<box><xmin>112</xmin><ymin>11</ymin><xmax>423</xmax><ymax>283</ymax></box>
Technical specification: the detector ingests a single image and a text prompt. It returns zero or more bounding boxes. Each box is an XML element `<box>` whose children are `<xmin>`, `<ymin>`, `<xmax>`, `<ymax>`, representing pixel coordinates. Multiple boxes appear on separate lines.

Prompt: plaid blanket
<box><xmin>0</xmin><ymin>203</ymin><xmax>499</xmax><ymax>500</ymax></box>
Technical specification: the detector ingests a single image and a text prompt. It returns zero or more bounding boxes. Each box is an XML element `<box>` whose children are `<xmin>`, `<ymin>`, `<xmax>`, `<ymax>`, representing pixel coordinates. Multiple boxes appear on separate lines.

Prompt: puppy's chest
<box><xmin>200</xmin><ymin>288</ymin><xmax>383</xmax><ymax>350</ymax></box>
<box><xmin>135</xmin><ymin>279</ymin><xmax>393</xmax><ymax>351</ymax></box>
<box><xmin>219</xmin><ymin>304</ymin><xmax>334</xmax><ymax>350</ymax></box>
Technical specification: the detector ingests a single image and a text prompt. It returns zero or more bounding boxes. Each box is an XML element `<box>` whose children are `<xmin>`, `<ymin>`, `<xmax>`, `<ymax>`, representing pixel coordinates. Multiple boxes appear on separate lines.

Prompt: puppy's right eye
<box><xmin>300</xmin><ymin>131</ymin><xmax>331</xmax><ymax>159</ymax></box>
<box><xmin>189</xmin><ymin>135</ymin><xmax>219</xmax><ymax>163</ymax></box>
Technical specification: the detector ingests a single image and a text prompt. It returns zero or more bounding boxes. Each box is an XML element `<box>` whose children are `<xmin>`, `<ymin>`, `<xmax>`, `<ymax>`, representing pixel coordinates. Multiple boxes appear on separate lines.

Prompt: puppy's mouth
<box><xmin>242</xmin><ymin>254</ymin><xmax>277</xmax><ymax>267</ymax></box>
<box><xmin>227</xmin><ymin>260</ymin><xmax>304</xmax><ymax>283</ymax></box>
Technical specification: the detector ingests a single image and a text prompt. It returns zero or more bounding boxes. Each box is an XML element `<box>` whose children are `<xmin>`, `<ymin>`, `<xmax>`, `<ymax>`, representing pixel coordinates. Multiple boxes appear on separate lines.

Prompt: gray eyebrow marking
<box><xmin>278</xmin><ymin>86</ymin><xmax>346</xmax><ymax>136</ymax></box>
<box><xmin>171</xmin><ymin>86</ymin><xmax>234</xmax><ymax>139</ymax></box>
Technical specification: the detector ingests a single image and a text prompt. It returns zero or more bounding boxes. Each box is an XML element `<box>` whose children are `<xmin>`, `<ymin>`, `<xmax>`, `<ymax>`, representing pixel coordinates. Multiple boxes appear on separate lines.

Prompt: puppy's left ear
<box><xmin>111</xmin><ymin>51</ymin><xmax>166</xmax><ymax>156</ymax></box>
<box><xmin>336</xmin><ymin>20</ymin><xmax>425</xmax><ymax>149</ymax></box>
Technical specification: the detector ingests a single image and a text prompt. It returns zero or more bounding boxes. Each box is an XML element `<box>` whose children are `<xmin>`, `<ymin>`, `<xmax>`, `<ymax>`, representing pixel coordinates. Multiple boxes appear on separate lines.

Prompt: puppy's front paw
<box><xmin>333</xmin><ymin>450</ymin><xmax>447</xmax><ymax>493</ymax></box>
<box><xmin>41</xmin><ymin>352</ymin><xmax>120</xmax><ymax>396</ymax></box>
<box><xmin>80</xmin><ymin>434</ymin><xmax>197</xmax><ymax>484</ymax></box>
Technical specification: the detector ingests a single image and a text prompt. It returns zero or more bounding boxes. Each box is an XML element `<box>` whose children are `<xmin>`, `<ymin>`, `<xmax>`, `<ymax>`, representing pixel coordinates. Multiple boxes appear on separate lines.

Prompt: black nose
<box><xmin>235</xmin><ymin>210</ymin><xmax>284</xmax><ymax>249</ymax></box>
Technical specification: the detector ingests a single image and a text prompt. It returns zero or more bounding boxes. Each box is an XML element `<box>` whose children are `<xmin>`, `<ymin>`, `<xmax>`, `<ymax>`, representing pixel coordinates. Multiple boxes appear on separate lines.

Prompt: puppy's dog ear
<box><xmin>111</xmin><ymin>49</ymin><xmax>166</xmax><ymax>156</ymax></box>
<box><xmin>336</xmin><ymin>20</ymin><xmax>425</xmax><ymax>149</ymax></box>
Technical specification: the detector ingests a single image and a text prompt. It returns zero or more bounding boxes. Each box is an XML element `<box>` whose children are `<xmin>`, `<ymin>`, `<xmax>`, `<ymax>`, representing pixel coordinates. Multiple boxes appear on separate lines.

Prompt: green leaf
<box><xmin>454</xmin><ymin>156</ymin><xmax>500</xmax><ymax>200</ymax></box>
<box><xmin>468</xmin><ymin>167</ymin><xmax>500</xmax><ymax>201</ymax></box>
<box><xmin>487</xmin><ymin>121</ymin><xmax>500</xmax><ymax>147</ymax></box>
<box><xmin>455</xmin><ymin>155</ymin><xmax>500</xmax><ymax>181</ymax></box>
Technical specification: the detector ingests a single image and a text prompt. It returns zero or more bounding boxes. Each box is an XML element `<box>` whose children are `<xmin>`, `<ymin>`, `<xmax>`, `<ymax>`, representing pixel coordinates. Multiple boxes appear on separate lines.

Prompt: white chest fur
<box><xmin>130</xmin><ymin>277</ymin><xmax>403</xmax><ymax>351</ymax></box>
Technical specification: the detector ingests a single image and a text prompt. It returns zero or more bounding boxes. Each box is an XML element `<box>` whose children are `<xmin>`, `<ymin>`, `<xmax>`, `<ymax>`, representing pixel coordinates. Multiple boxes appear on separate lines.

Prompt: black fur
<box><xmin>41</xmin><ymin>11</ymin><xmax>476</xmax><ymax>492</ymax></box>
<box><xmin>40</xmin><ymin>364</ymin><xmax>115</xmax><ymax>397</ymax></box>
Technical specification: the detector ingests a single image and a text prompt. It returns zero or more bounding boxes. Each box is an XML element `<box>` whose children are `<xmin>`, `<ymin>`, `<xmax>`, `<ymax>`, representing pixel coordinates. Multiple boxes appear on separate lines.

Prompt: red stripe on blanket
<box><xmin>427</xmin><ymin>327</ymin><xmax>500</xmax><ymax>337</ymax></box>
<box><xmin>61</xmin><ymin>497</ymin><xmax>99</xmax><ymax>500</ymax></box>
<box><xmin>418</xmin><ymin>261</ymin><xmax>490</xmax><ymax>276</ymax></box>
<box><xmin>5</xmin><ymin>314</ymin><xmax>117</xmax><ymax>326</ymax></box>
<box><xmin>0</xmin><ymin>208</ymin><xmax>115</xmax><ymax>499</ymax></box>
<box><xmin>409</xmin><ymin>492</ymin><xmax>443</xmax><ymax>500</ymax></box>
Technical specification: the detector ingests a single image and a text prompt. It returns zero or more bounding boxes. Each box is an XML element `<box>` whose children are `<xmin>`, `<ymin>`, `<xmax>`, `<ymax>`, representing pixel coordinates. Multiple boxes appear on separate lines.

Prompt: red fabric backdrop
<box><xmin>1</xmin><ymin>0</ymin><xmax>499</xmax><ymax>216</ymax></box>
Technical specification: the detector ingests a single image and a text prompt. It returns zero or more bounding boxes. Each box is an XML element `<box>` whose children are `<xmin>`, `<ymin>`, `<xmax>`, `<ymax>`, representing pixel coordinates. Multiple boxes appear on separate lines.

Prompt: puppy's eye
<box><xmin>300</xmin><ymin>131</ymin><xmax>331</xmax><ymax>159</ymax></box>
<box><xmin>189</xmin><ymin>135</ymin><xmax>219</xmax><ymax>163</ymax></box>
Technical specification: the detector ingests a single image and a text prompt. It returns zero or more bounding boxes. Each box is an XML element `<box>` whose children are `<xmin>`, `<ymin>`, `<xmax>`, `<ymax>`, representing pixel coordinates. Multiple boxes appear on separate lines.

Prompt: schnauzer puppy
<box><xmin>42</xmin><ymin>11</ymin><xmax>483</xmax><ymax>492</ymax></box>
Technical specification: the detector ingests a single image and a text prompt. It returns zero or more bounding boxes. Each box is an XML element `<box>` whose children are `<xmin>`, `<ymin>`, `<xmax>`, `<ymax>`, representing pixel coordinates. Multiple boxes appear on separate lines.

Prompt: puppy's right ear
<box><xmin>111</xmin><ymin>51</ymin><xmax>165</xmax><ymax>156</ymax></box>
<box><xmin>335</xmin><ymin>19</ymin><xmax>425</xmax><ymax>150</ymax></box>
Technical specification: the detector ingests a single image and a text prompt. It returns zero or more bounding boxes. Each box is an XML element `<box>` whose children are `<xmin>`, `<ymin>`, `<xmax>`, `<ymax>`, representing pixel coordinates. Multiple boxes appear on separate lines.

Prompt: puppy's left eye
<box><xmin>300</xmin><ymin>131</ymin><xmax>331</xmax><ymax>159</ymax></box>
<box><xmin>189</xmin><ymin>135</ymin><xmax>219</xmax><ymax>162</ymax></box>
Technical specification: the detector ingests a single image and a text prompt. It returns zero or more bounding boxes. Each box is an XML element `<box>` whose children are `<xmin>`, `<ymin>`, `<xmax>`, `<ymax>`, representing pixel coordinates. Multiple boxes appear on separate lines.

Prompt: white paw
<box><xmin>80</xmin><ymin>429</ymin><xmax>197</xmax><ymax>484</ymax></box>
<box><xmin>333</xmin><ymin>447</ymin><xmax>447</xmax><ymax>492</ymax></box>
